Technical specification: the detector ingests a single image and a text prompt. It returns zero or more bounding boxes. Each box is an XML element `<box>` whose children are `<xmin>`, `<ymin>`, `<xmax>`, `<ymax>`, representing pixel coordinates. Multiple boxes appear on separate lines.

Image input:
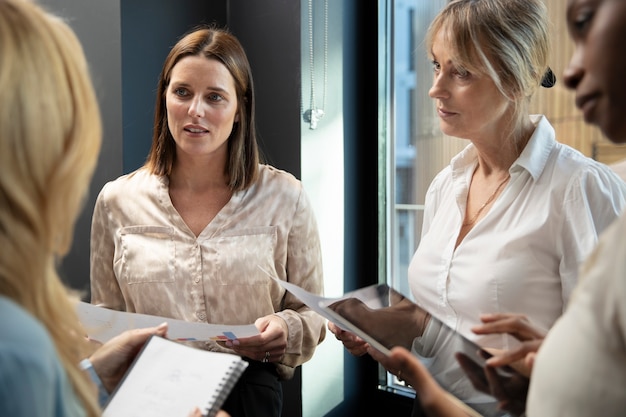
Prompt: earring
<box><xmin>541</xmin><ymin>67</ymin><xmax>556</xmax><ymax>88</ymax></box>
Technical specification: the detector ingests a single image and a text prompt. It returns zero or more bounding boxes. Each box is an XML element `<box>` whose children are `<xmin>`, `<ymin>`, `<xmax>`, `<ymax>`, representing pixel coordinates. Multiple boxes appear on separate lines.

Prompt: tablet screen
<box><xmin>261</xmin><ymin>267</ymin><xmax>528</xmax><ymax>417</ymax></box>
<box><xmin>319</xmin><ymin>283</ymin><xmax>528</xmax><ymax>417</ymax></box>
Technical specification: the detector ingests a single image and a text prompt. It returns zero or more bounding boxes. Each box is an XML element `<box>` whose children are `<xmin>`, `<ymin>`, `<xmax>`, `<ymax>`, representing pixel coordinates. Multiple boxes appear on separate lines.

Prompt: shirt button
<box><xmin>194</xmin><ymin>276</ymin><xmax>201</xmax><ymax>283</ymax></box>
<box><xmin>197</xmin><ymin>312</ymin><xmax>206</xmax><ymax>321</ymax></box>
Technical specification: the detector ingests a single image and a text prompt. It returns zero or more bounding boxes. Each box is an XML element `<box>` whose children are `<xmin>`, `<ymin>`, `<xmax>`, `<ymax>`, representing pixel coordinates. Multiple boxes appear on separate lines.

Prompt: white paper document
<box><xmin>258</xmin><ymin>266</ymin><xmax>393</xmax><ymax>354</ymax></box>
<box><xmin>77</xmin><ymin>302</ymin><xmax>259</xmax><ymax>343</ymax></box>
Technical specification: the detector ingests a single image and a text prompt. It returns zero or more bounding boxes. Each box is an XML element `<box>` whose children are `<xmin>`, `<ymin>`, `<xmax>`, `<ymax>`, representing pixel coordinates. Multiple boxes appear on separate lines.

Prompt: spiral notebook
<box><xmin>102</xmin><ymin>335</ymin><xmax>248</xmax><ymax>417</ymax></box>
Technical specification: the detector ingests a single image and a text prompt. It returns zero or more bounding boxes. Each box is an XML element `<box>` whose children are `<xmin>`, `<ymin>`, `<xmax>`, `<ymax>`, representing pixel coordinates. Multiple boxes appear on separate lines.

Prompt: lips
<box><xmin>437</xmin><ymin>107</ymin><xmax>456</xmax><ymax>118</ymax></box>
<box><xmin>576</xmin><ymin>93</ymin><xmax>600</xmax><ymax>122</ymax></box>
<box><xmin>184</xmin><ymin>124</ymin><xmax>209</xmax><ymax>134</ymax></box>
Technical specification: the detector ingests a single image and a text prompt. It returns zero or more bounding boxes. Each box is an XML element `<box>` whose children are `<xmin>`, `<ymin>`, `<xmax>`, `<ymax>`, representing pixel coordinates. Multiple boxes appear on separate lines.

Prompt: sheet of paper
<box><xmin>77</xmin><ymin>302</ymin><xmax>259</xmax><ymax>343</ymax></box>
<box><xmin>258</xmin><ymin>267</ymin><xmax>337</xmax><ymax>321</ymax></box>
<box><xmin>258</xmin><ymin>266</ymin><xmax>393</xmax><ymax>355</ymax></box>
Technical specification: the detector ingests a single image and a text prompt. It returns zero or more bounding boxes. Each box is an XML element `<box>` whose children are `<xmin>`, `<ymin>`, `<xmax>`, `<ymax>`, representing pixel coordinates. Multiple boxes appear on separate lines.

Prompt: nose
<box><xmin>563</xmin><ymin>46</ymin><xmax>583</xmax><ymax>91</ymax></box>
<box><xmin>188</xmin><ymin>96</ymin><xmax>205</xmax><ymax>117</ymax></box>
<box><xmin>429</xmin><ymin>72</ymin><xmax>448</xmax><ymax>99</ymax></box>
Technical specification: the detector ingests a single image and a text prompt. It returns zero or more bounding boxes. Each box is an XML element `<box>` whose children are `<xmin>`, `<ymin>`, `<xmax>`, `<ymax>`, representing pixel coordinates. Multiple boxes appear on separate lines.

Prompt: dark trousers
<box><xmin>221</xmin><ymin>360</ymin><xmax>283</xmax><ymax>417</ymax></box>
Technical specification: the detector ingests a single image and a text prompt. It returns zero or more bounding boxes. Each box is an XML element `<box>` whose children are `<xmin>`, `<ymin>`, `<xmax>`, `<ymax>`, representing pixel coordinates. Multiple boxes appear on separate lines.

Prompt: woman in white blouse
<box><xmin>371</xmin><ymin>0</ymin><xmax>626</xmax><ymax>415</ymax></box>
<box><xmin>330</xmin><ymin>0</ymin><xmax>626</xmax><ymax>415</ymax></box>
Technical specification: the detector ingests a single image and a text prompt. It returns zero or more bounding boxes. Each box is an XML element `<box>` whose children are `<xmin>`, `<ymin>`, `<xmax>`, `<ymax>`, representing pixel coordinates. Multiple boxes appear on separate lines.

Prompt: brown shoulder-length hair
<box><xmin>144</xmin><ymin>25</ymin><xmax>260</xmax><ymax>191</ymax></box>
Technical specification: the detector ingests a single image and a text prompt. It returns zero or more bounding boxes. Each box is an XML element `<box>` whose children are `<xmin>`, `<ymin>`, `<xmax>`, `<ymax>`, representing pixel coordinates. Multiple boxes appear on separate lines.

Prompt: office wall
<box><xmin>40</xmin><ymin>0</ymin><xmax>124</xmax><ymax>293</ymax></box>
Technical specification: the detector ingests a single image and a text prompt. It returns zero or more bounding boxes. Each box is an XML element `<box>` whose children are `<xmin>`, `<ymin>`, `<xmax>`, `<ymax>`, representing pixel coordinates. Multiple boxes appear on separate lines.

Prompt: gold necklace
<box><xmin>462</xmin><ymin>174</ymin><xmax>510</xmax><ymax>227</ymax></box>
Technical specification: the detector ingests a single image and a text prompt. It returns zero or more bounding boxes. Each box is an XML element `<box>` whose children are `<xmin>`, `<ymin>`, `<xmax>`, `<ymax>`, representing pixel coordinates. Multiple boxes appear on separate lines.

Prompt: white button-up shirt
<box><xmin>409</xmin><ymin>115</ymin><xmax>626</xmax><ymax>350</ymax></box>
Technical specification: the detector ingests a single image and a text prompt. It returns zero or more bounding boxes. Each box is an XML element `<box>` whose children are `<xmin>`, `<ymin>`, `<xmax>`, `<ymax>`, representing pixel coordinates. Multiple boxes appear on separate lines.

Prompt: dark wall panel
<box><xmin>228</xmin><ymin>0</ymin><xmax>302</xmax><ymax>178</ymax></box>
<box><xmin>121</xmin><ymin>0</ymin><xmax>227</xmax><ymax>173</ymax></box>
<box><xmin>40</xmin><ymin>0</ymin><xmax>124</xmax><ymax>294</ymax></box>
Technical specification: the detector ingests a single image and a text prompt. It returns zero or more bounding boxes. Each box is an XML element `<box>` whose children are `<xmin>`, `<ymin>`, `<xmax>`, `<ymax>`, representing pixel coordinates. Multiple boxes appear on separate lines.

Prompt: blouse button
<box><xmin>197</xmin><ymin>312</ymin><xmax>206</xmax><ymax>321</ymax></box>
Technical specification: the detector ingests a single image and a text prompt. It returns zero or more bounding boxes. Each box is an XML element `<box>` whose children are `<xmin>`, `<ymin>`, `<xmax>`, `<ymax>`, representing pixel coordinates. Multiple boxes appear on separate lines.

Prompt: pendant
<box><xmin>303</xmin><ymin>108</ymin><xmax>325</xmax><ymax>130</ymax></box>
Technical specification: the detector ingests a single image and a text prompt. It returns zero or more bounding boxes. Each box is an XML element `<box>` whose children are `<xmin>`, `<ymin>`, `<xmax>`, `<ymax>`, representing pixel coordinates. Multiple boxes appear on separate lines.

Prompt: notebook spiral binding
<box><xmin>204</xmin><ymin>361</ymin><xmax>249</xmax><ymax>417</ymax></box>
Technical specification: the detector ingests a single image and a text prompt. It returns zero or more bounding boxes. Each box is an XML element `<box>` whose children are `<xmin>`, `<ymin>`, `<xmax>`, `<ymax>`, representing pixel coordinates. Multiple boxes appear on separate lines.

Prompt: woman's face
<box><xmin>428</xmin><ymin>29</ymin><xmax>513</xmax><ymax>142</ymax></box>
<box><xmin>564</xmin><ymin>0</ymin><xmax>626</xmax><ymax>143</ymax></box>
<box><xmin>166</xmin><ymin>55</ymin><xmax>239</xmax><ymax>159</ymax></box>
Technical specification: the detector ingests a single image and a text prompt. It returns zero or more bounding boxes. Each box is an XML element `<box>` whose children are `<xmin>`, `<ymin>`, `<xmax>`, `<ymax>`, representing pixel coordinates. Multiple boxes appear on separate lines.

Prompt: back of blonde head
<box><xmin>0</xmin><ymin>0</ymin><xmax>101</xmax><ymax>414</ymax></box>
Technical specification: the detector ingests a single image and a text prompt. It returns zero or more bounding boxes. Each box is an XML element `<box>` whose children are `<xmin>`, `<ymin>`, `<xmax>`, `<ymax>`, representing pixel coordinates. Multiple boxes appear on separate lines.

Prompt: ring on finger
<box><xmin>262</xmin><ymin>351</ymin><xmax>270</xmax><ymax>363</ymax></box>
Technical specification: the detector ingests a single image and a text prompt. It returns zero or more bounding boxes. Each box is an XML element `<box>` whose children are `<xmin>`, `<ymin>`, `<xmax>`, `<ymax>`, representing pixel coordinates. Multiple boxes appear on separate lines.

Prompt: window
<box><xmin>378</xmin><ymin>0</ymin><xmax>467</xmax><ymax>396</ymax></box>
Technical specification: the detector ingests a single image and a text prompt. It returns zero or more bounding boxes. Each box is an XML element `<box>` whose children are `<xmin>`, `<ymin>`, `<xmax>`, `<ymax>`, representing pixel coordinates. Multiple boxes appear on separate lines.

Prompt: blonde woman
<box><xmin>331</xmin><ymin>0</ymin><xmax>626</xmax><ymax>415</ymax></box>
<box><xmin>0</xmin><ymin>1</ymin><xmax>227</xmax><ymax>416</ymax></box>
<box><xmin>372</xmin><ymin>0</ymin><xmax>626</xmax><ymax>415</ymax></box>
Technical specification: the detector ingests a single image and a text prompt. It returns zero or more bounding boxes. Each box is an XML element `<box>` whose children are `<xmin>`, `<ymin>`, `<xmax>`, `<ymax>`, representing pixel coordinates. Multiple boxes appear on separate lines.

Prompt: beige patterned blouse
<box><xmin>90</xmin><ymin>164</ymin><xmax>326</xmax><ymax>379</ymax></box>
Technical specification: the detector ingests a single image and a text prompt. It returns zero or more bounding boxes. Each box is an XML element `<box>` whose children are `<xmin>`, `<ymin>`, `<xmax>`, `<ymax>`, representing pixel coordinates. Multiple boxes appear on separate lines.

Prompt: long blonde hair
<box><xmin>0</xmin><ymin>0</ymin><xmax>102</xmax><ymax>415</ymax></box>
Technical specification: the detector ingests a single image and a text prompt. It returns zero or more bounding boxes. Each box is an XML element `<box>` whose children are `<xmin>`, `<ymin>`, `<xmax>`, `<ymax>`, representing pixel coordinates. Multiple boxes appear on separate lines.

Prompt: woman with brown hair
<box><xmin>90</xmin><ymin>26</ymin><xmax>326</xmax><ymax>417</ymax></box>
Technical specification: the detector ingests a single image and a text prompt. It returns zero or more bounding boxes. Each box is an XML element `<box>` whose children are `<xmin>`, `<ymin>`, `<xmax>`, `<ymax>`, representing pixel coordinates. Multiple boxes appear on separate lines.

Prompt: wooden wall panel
<box><xmin>531</xmin><ymin>0</ymin><xmax>624</xmax><ymax>164</ymax></box>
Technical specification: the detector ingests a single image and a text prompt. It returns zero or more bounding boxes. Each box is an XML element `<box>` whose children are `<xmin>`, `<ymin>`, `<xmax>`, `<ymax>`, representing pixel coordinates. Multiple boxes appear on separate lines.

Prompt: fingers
<box><xmin>484</xmin><ymin>340</ymin><xmax>541</xmax><ymax>376</ymax></box>
<box><xmin>231</xmin><ymin>348</ymin><xmax>285</xmax><ymax>363</ymax></box>
<box><xmin>127</xmin><ymin>322</ymin><xmax>169</xmax><ymax>344</ymax></box>
<box><xmin>368</xmin><ymin>346</ymin><xmax>409</xmax><ymax>382</ymax></box>
<box><xmin>485</xmin><ymin>348</ymin><xmax>529</xmax><ymax>368</ymax></box>
<box><xmin>227</xmin><ymin>318</ymin><xmax>287</xmax><ymax>363</ymax></box>
<box><xmin>456</xmin><ymin>352</ymin><xmax>489</xmax><ymax>393</ymax></box>
<box><xmin>227</xmin><ymin>339</ymin><xmax>286</xmax><ymax>363</ymax></box>
<box><xmin>189</xmin><ymin>407</ymin><xmax>231</xmax><ymax>417</ymax></box>
<box><xmin>525</xmin><ymin>352</ymin><xmax>536</xmax><ymax>371</ymax></box>
<box><xmin>328</xmin><ymin>322</ymin><xmax>348</xmax><ymax>341</ymax></box>
<box><xmin>473</xmin><ymin>314</ymin><xmax>546</xmax><ymax>341</ymax></box>
<box><xmin>327</xmin><ymin>321</ymin><xmax>340</xmax><ymax>334</ymax></box>
<box><xmin>483</xmin><ymin>366</ymin><xmax>508</xmax><ymax>399</ymax></box>
<box><xmin>386</xmin><ymin>346</ymin><xmax>449</xmax><ymax>401</ymax></box>
<box><xmin>187</xmin><ymin>407</ymin><xmax>203</xmax><ymax>417</ymax></box>
<box><xmin>328</xmin><ymin>321</ymin><xmax>369</xmax><ymax>356</ymax></box>
<box><xmin>483</xmin><ymin>366</ymin><xmax>530</xmax><ymax>416</ymax></box>
<box><xmin>335</xmin><ymin>332</ymin><xmax>369</xmax><ymax>356</ymax></box>
<box><xmin>226</xmin><ymin>315</ymin><xmax>288</xmax><ymax>362</ymax></box>
<box><xmin>256</xmin><ymin>350</ymin><xmax>283</xmax><ymax>363</ymax></box>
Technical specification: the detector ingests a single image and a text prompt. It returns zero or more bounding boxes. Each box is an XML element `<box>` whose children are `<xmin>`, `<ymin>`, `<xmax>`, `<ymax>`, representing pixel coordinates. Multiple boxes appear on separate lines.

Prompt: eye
<box><xmin>207</xmin><ymin>92</ymin><xmax>224</xmax><ymax>102</ymax></box>
<box><xmin>453</xmin><ymin>66</ymin><xmax>470</xmax><ymax>79</ymax></box>
<box><xmin>173</xmin><ymin>87</ymin><xmax>189</xmax><ymax>97</ymax></box>
<box><xmin>570</xmin><ymin>8</ymin><xmax>594</xmax><ymax>36</ymax></box>
<box><xmin>431</xmin><ymin>60</ymin><xmax>441</xmax><ymax>73</ymax></box>
<box><xmin>574</xmin><ymin>12</ymin><xmax>592</xmax><ymax>31</ymax></box>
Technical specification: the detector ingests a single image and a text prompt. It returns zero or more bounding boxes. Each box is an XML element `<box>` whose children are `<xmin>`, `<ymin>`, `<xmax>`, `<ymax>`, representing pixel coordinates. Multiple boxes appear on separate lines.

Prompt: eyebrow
<box><xmin>170</xmin><ymin>81</ymin><xmax>230</xmax><ymax>94</ymax></box>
